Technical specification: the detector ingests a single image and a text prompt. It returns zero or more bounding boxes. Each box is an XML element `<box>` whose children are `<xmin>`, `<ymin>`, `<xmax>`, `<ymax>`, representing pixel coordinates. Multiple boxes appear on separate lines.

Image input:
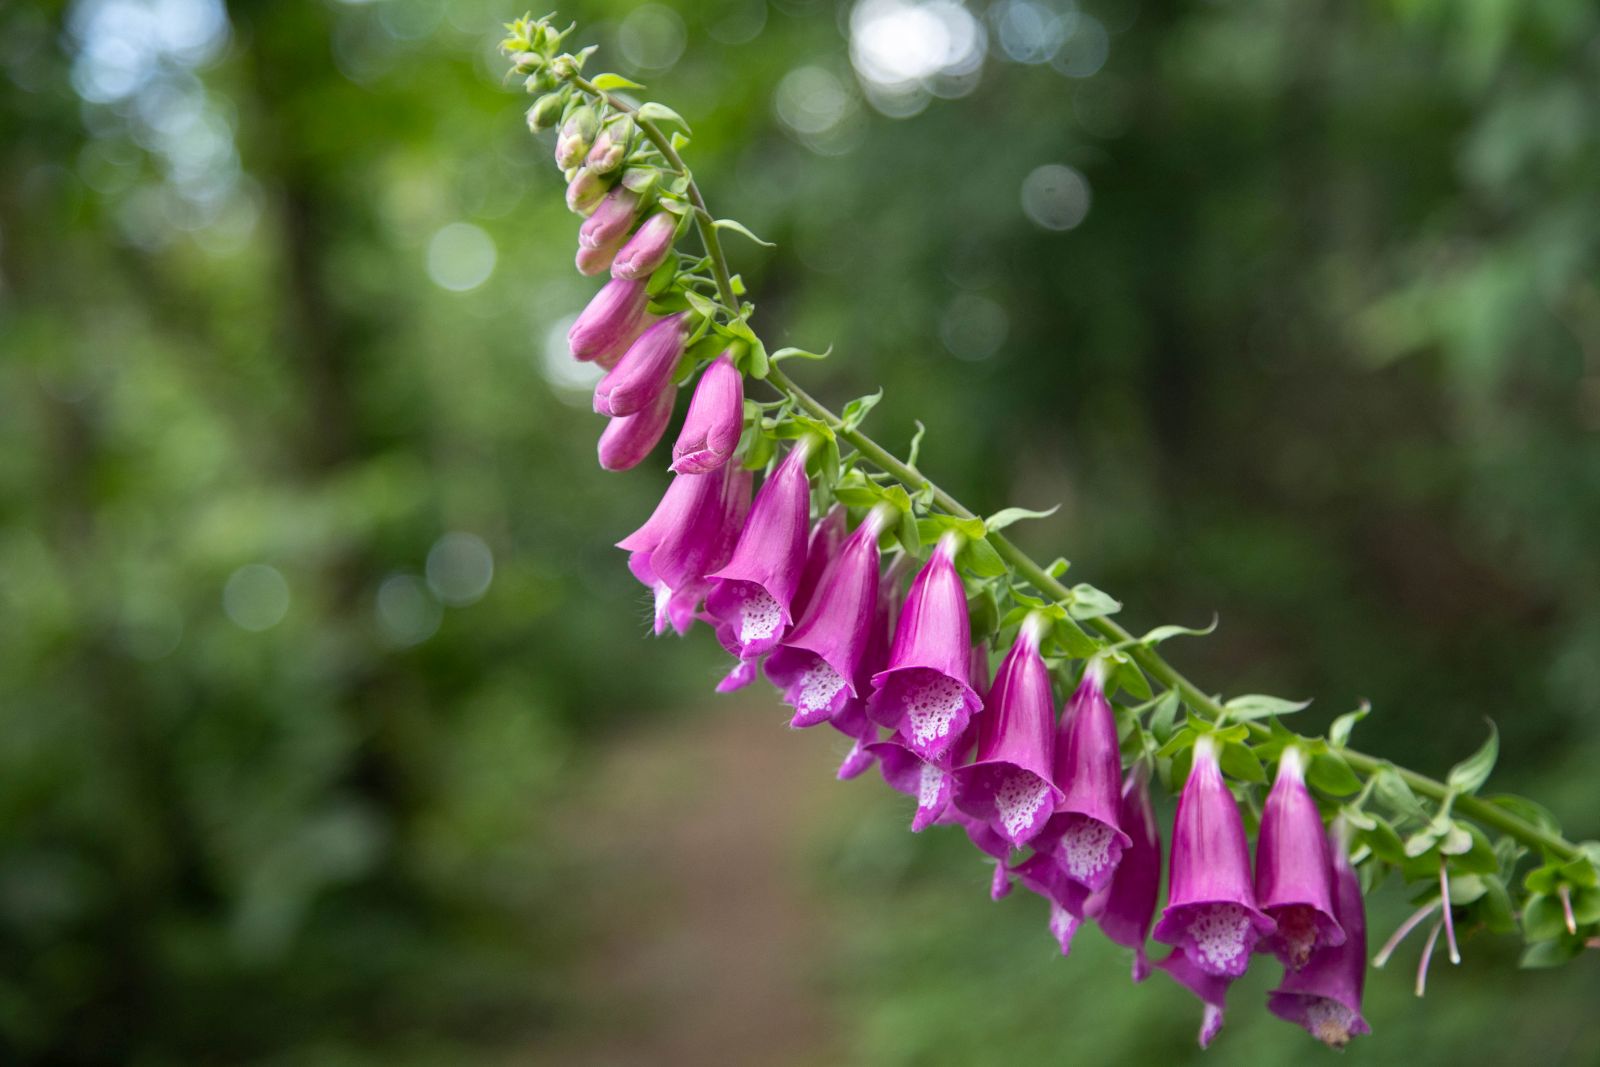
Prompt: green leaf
<box><xmin>1362</xmin><ymin>815</ymin><xmax>1407</xmax><ymax>864</ymax></box>
<box><xmin>590</xmin><ymin>72</ymin><xmax>646</xmax><ymax>91</ymax></box>
<box><xmin>1136</xmin><ymin>616</ymin><xmax>1220</xmax><ymax>646</ymax></box>
<box><xmin>1523</xmin><ymin>893</ymin><xmax>1568</xmax><ymax>941</ymax></box>
<box><xmin>1372</xmin><ymin>767</ymin><xmax>1428</xmax><ymax>820</ymax></box>
<box><xmin>769</xmin><ymin>344</ymin><xmax>832</xmax><ymax>363</ymax></box>
<box><xmin>984</xmin><ymin>504</ymin><xmax>1061</xmax><ymax>532</ymax></box>
<box><xmin>1149</xmin><ymin>691</ymin><xmax>1181</xmax><ymax>744</ymax></box>
<box><xmin>1307</xmin><ymin>751</ymin><xmax>1362</xmax><ymax>796</ymax></box>
<box><xmin>712</xmin><ymin>218</ymin><xmax>776</xmax><ymax>248</ymax></box>
<box><xmin>683</xmin><ymin>288</ymin><xmax>718</xmax><ymax>320</ymax></box>
<box><xmin>1156</xmin><ymin>726</ymin><xmax>1200</xmax><ymax>761</ymax></box>
<box><xmin>1487</xmin><ymin>793</ymin><xmax>1560</xmax><ymax>833</ymax></box>
<box><xmin>840</xmin><ymin>389</ymin><xmax>883</xmax><ymax>432</ymax></box>
<box><xmin>906</xmin><ymin>420</ymin><xmax>927</xmax><ymax>468</ymax></box>
<box><xmin>1051</xmin><ymin>617</ymin><xmax>1100</xmax><ymax>658</ymax></box>
<box><xmin>1222</xmin><ymin>694</ymin><xmax>1311</xmax><ymax>722</ymax></box>
<box><xmin>1446</xmin><ymin>719</ymin><xmax>1498</xmax><ymax>795</ymax></box>
<box><xmin>1328</xmin><ymin>700</ymin><xmax>1370</xmax><ymax>748</ymax></box>
<box><xmin>832</xmin><ymin>485</ymin><xmax>881</xmax><ymax>509</ymax></box>
<box><xmin>1480</xmin><ymin>875</ymin><xmax>1517</xmax><ymax>933</ymax></box>
<box><xmin>1219</xmin><ymin>741</ymin><xmax>1266</xmax><ymax>783</ymax></box>
<box><xmin>1066</xmin><ymin>584</ymin><xmax>1121</xmax><ymax>621</ymax></box>
<box><xmin>634</xmin><ymin>100</ymin><xmax>690</xmax><ymax>132</ymax></box>
<box><xmin>1520</xmin><ymin>938</ymin><xmax>1583</xmax><ymax>969</ymax></box>
<box><xmin>966</xmin><ymin>586</ymin><xmax>999</xmax><ymax>640</ymax></box>
<box><xmin>958</xmin><ymin>536</ymin><xmax>1007</xmax><ymax>579</ymax></box>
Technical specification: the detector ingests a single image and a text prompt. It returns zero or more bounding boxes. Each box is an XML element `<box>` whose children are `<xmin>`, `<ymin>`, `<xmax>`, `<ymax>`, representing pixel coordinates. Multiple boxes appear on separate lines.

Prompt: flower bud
<box><xmin>585</xmin><ymin>115</ymin><xmax>634</xmax><ymax>175</ymax></box>
<box><xmin>575</xmin><ymin>229</ymin><xmax>628</xmax><ymax>276</ymax></box>
<box><xmin>611</xmin><ymin>212</ymin><xmax>677</xmax><ymax>280</ymax></box>
<box><xmin>671</xmin><ymin>353</ymin><xmax>744</xmax><ymax>475</ymax></box>
<box><xmin>568</xmin><ymin>278</ymin><xmax>648</xmax><ymax>362</ymax></box>
<box><xmin>598</xmin><ymin>383</ymin><xmax>675</xmax><ymax>471</ymax></box>
<box><xmin>578</xmin><ymin>187</ymin><xmax>641</xmax><ymax>251</ymax></box>
<box><xmin>565</xmin><ymin>167</ymin><xmax>609</xmax><ymax>216</ymax></box>
<box><xmin>511</xmin><ymin>50</ymin><xmax>544</xmax><ymax>75</ymax></box>
<box><xmin>526</xmin><ymin>92</ymin><xmax>566</xmax><ymax>134</ymax></box>
<box><xmin>555</xmin><ymin>105</ymin><xmax>598</xmax><ymax>170</ymax></box>
<box><xmin>593</xmin><ymin>312</ymin><xmax>692</xmax><ymax>417</ymax></box>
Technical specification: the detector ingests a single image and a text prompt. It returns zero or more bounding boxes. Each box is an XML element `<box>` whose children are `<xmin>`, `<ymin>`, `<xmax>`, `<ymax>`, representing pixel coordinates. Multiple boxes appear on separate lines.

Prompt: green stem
<box><xmin>568</xmin><ymin>73</ymin><xmax>1583</xmax><ymax>866</ymax></box>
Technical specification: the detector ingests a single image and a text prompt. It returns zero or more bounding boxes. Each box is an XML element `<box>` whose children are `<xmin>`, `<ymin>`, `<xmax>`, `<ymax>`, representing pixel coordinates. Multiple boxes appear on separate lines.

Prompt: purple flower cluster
<box><xmin>551</xmin><ymin>119</ymin><xmax>1367</xmax><ymax>1043</ymax></box>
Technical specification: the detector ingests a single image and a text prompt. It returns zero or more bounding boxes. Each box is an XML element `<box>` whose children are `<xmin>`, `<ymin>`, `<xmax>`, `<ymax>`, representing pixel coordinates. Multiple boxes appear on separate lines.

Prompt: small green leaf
<box><xmin>1136</xmin><ymin>616</ymin><xmax>1220</xmax><ymax>646</ymax></box>
<box><xmin>1523</xmin><ymin>893</ymin><xmax>1568</xmax><ymax>941</ymax></box>
<box><xmin>984</xmin><ymin>504</ymin><xmax>1061</xmax><ymax>532</ymax></box>
<box><xmin>1488</xmin><ymin>793</ymin><xmax>1560</xmax><ymax>833</ymax></box>
<box><xmin>1219</xmin><ymin>741</ymin><xmax>1266</xmax><ymax>783</ymax></box>
<box><xmin>1222</xmin><ymin>694</ymin><xmax>1311</xmax><ymax>722</ymax></box>
<box><xmin>1066</xmin><ymin>584</ymin><xmax>1121</xmax><ymax>621</ymax></box>
<box><xmin>683</xmin><ymin>288</ymin><xmax>718</xmax><ymax>320</ymax></box>
<box><xmin>967</xmin><ymin>586</ymin><xmax>1000</xmax><ymax>640</ymax></box>
<box><xmin>1307</xmin><ymin>751</ymin><xmax>1362</xmax><ymax>796</ymax></box>
<box><xmin>1111</xmin><ymin>660</ymin><xmax>1153</xmax><ymax>701</ymax></box>
<box><xmin>1362</xmin><ymin>815</ymin><xmax>1407</xmax><ymax>864</ymax></box>
<box><xmin>770</xmin><ymin>344</ymin><xmax>832</xmax><ymax>363</ymax></box>
<box><xmin>1520</xmin><ymin>938</ymin><xmax>1582</xmax><ymax>969</ymax></box>
<box><xmin>840</xmin><ymin>389</ymin><xmax>883</xmax><ymax>432</ymax></box>
<box><xmin>1480</xmin><ymin>875</ymin><xmax>1517</xmax><ymax>933</ymax></box>
<box><xmin>1328</xmin><ymin>700</ymin><xmax>1370</xmax><ymax>748</ymax></box>
<box><xmin>590</xmin><ymin>72</ymin><xmax>646</xmax><ymax>90</ymax></box>
<box><xmin>906</xmin><ymin>420</ymin><xmax>927</xmax><ymax>468</ymax></box>
<box><xmin>958</xmin><ymin>537</ymin><xmax>1008</xmax><ymax>579</ymax></box>
<box><xmin>1051</xmin><ymin>617</ymin><xmax>1100</xmax><ymax>658</ymax></box>
<box><xmin>1446</xmin><ymin>719</ymin><xmax>1498</xmax><ymax>795</ymax></box>
<box><xmin>1373</xmin><ymin>767</ymin><xmax>1428</xmax><ymax>820</ymax></box>
<box><xmin>634</xmin><ymin>100</ymin><xmax>690</xmax><ymax>132</ymax></box>
<box><xmin>1156</xmin><ymin>726</ymin><xmax>1200</xmax><ymax>761</ymax></box>
<box><xmin>712</xmin><ymin>218</ymin><xmax>776</xmax><ymax>248</ymax></box>
<box><xmin>1149</xmin><ymin>691</ymin><xmax>1181</xmax><ymax>744</ymax></box>
<box><xmin>832</xmin><ymin>485</ymin><xmax>881</xmax><ymax>509</ymax></box>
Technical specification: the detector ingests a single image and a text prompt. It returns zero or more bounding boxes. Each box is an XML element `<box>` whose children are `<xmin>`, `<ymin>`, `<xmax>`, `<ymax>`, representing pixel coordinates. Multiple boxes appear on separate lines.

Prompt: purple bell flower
<box><xmin>1032</xmin><ymin>660</ymin><xmax>1133</xmax><ymax>893</ymax></box>
<box><xmin>568</xmin><ymin>279</ymin><xmax>648</xmax><ymax>363</ymax></box>
<box><xmin>594</xmin><ymin>312</ymin><xmax>692</xmax><ymax>418</ymax></box>
<box><xmin>764</xmin><ymin>506</ymin><xmax>895</xmax><ymax>726</ymax></box>
<box><xmin>1268</xmin><ymin>822</ymin><xmax>1371</xmax><ymax>1048</ymax></box>
<box><xmin>705</xmin><ymin>440</ymin><xmax>814</xmax><ymax>659</ymax></box>
<box><xmin>1089</xmin><ymin>763</ymin><xmax>1163</xmax><ymax>982</ymax></box>
<box><xmin>611</xmin><ymin>211</ymin><xmax>678</xmax><ymax>280</ymax></box>
<box><xmin>617</xmin><ymin>465</ymin><xmax>750</xmax><ymax>635</ymax></box>
<box><xmin>950</xmin><ymin>614</ymin><xmax>1063</xmax><ymax>848</ymax></box>
<box><xmin>597</xmin><ymin>384</ymin><xmax>675</xmax><ymax>472</ymax></box>
<box><xmin>579</xmin><ymin>187</ymin><xmax>640</xmax><ymax>252</ymax></box>
<box><xmin>671</xmin><ymin>354</ymin><xmax>744</xmax><ymax>475</ymax></box>
<box><xmin>869</xmin><ymin>642</ymin><xmax>991</xmax><ymax>832</ymax></box>
<box><xmin>1154</xmin><ymin>735</ymin><xmax>1276</xmax><ymax>978</ymax></box>
<box><xmin>1256</xmin><ymin>746</ymin><xmax>1345</xmax><ymax>969</ymax></box>
<box><xmin>866</xmin><ymin>534</ymin><xmax>981</xmax><ymax>762</ymax></box>
<box><xmin>1157</xmin><ymin>948</ymin><xmax>1233</xmax><ymax>1049</ymax></box>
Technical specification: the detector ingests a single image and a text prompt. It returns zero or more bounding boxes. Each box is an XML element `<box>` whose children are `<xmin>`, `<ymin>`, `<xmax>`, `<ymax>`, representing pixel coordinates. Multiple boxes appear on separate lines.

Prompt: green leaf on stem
<box><xmin>1328</xmin><ymin>700</ymin><xmax>1370</xmax><ymax>748</ymax></box>
<box><xmin>906</xmin><ymin>420</ymin><xmax>927</xmax><ymax>468</ymax></box>
<box><xmin>1220</xmin><ymin>741</ymin><xmax>1266</xmax><ymax>783</ymax></box>
<box><xmin>840</xmin><ymin>389</ymin><xmax>883</xmax><ymax>432</ymax></box>
<box><xmin>1222</xmin><ymin>694</ymin><xmax>1311</xmax><ymax>722</ymax></box>
<box><xmin>590</xmin><ymin>72</ymin><xmax>645</xmax><ymax>90</ymax></box>
<box><xmin>1307</xmin><ymin>751</ymin><xmax>1362</xmax><ymax>796</ymax></box>
<box><xmin>1446</xmin><ymin>719</ymin><xmax>1498</xmax><ymax>795</ymax></box>
<box><xmin>984</xmin><ymin>504</ymin><xmax>1061</xmax><ymax>532</ymax></box>
<box><xmin>635</xmin><ymin>100</ymin><xmax>690</xmax><ymax>132</ymax></box>
<box><xmin>1520</xmin><ymin>938</ymin><xmax>1583</xmax><ymax>969</ymax></box>
<box><xmin>1112</xmin><ymin>660</ymin><xmax>1153</xmax><ymax>701</ymax></box>
<box><xmin>712</xmin><ymin>218</ymin><xmax>776</xmax><ymax>248</ymax></box>
<box><xmin>1148</xmin><ymin>691</ymin><xmax>1181</xmax><ymax>744</ymax></box>
<box><xmin>1373</xmin><ymin>767</ymin><xmax>1429</xmax><ymax>820</ymax></box>
<box><xmin>1066</xmin><ymin>583</ymin><xmax>1121</xmax><ymax>621</ymax></box>
<box><xmin>1136</xmin><ymin>616</ymin><xmax>1220</xmax><ymax>646</ymax></box>
<box><xmin>1052</xmin><ymin>617</ymin><xmax>1100</xmax><ymax>659</ymax></box>
<box><xmin>770</xmin><ymin>344</ymin><xmax>832</xmax><ymax>363</ymax></box>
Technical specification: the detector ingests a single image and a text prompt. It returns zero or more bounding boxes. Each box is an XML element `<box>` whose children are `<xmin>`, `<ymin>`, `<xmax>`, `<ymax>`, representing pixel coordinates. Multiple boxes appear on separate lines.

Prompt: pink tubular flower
<box><xmin>870</xmin><ymin>642</ymin><xmax>990</xmax><ymax>832</ymax></box>
<box><xmin>565</xmin><ymin>167</ymin><xmax>608</xmax><ymax>216</ymax></box>
<box><xmin>575</xmin><ymin>229</ymin><xmax>628</xmax><ymax>276</ymax></box>
<box><xmin>1157</xmin><ymin>948</ymin><xmax>1233</xmax><ymax>1049</ymax></box>
<box><xmin>579</xmin><ymin>187</ymin><xmax>641</xmax><ymax>252</ymax></box>
<box><xmin>763</xmin><ymin>506</ymin><xmax>895</xmax><ymax>726</ymax></box>
<box><xmin>1153</xmin><ymin>735</ymin><xmax>1276</xmax><ymax>978</ymax></box>
<box><xmin>568</xmin><ymin>279</ymin><xmax>648</xmax><ymax>362</ymax></box>
<box><xmin>616</xmin><ymin>465</ymin><xmax>751</xmax><ymax>635</ymax></box>
<box><xmin>1032</xmin><ymin>659</ymin><xmax>1132</xmax><ymax>894</ymax></box>
<box><xmin>597</xmin><ymin>384</ymin><xmax>675</xmax><ymax>471</ymax></box>
<box><xmin>866</xmin><ymin>533</ymin><xmax>980</xmax><ymax>762</ymax></box>
<box><xmin>594</xmin><ymin>312</ymin><xmax>692</xmax><ymax>418</ymax></box>
<box><xmin>1268</xmin><ymin>822</ymin><xmax>1371</xmax><ymax>1048</ymax></box>
<box><xmin>611</xmin><ymin>212</ymin><xmax>678</xmax><ymax>280</ymax></box>
<box><xmin>705</xmin><ymin>440</ymin><xmax>814</xmax><ymax>659</ymax></box>
<box><xmin>792</xmin><ymin>504</ymin><xmax>847</xmax><ymax>621</ymax></box>
<box><xmin>1255</xmin><ymin>746</ymin><xmax>1345</xmax><ymax>969</ymax></box>
<box><xmin>1089</xmin><ymin>764</ymin><xmax>1163</xmax><ymax>982</ymax></box>
<box><xmin>671</xmin><ymin>354</ymin><xmax>744</xmax><ymax>475</ymax></box>
<box><xmin>554</xmin><ymin>106</ymin><xmax>597</xmax><ymax>170</ymax></box>
<box><xmin>950</xmin><ymin>614</ymin><xmax>1063</xmax><ymax>848</ymax></box>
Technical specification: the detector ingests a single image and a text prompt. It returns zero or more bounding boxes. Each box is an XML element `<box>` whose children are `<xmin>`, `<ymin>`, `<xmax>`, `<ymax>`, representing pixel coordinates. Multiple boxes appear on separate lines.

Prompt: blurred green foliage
<box><xmin>1</xmin><ymin>0</ymin><xmax>1597</xmax><ymax>1062</ymax></box>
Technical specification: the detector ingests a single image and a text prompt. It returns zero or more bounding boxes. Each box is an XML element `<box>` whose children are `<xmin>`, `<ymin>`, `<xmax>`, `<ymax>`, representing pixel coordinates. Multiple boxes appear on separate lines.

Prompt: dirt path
<box><xmin>536</xmin><ymin>698</ymin><xmax>853</xmax><ymax>1066</ymax></box>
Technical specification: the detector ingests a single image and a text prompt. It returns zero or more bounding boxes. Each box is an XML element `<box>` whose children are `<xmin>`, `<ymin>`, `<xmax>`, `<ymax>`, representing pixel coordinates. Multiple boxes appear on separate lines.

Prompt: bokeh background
<box><xmin>4</xmin><ymin>0</ymin><xmax>1599</xmax><ymax>1062</ymax></box>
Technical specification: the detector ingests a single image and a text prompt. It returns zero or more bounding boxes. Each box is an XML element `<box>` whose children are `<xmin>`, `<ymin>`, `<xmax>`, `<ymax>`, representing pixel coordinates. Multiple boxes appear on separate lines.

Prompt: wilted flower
<box><xmin>597</xmin><ymin>384</ymin><xmax>675</xmax><ymax>471</ymax></box>
<box><xmin>1255</xmin><ymin>746</ymin><xmax>1344</xmax><ymax>969</ymax></box>
<box><xmin>705</xmin><ymin>440</ymin><xmax>814</xmax><ymax>659</ymax></box>
<box><xmin>579</xmin><ymin>186</ymin><xmax>642</xmax><ymax>252</ymax></box>
<box><xmin>951</xmin><ymin>614</ymin><xmax>1063</xmax><ymax>848</ymax></box>
<box><xmin>764</xmin><ymin>506</ymin><xmax>894</xmax><ymax>725</ymax></box>
<box><xmin>671</xmin><ymin>354</ymin><xmax>744</xmax><ymax>475</ymax></box>
<box><xmin>866</xmin><ymin>534</ymin><xmax>981</xmax><ymax>762</ymax></box>
<box><xmin>568</xmin><ymin>278</ymin><xmax>648</xmax><ymax>362</ymax></box>
<box><xmin>1268</xmin><ymin>822</ymin><xmax>1371</xmax><ymax>1048</ymax></box>
<box><xmin>616</xmin><ymin>465</ymin><xmax>750</xmax><ymax>635</ymax></box>
<box><xmin>1153</xmin><ymin>735</ymin><xmax>1276</xmax><ymax>978</ymax></box>
<box><xmin>594</xmin><ymin>312</ymin><xmax>692</xmax><ymax>418</ymax></box>
<box><xmin>612</xmin><ymin>211</ymin><xmax>678</xmax><ymax>280</ymax></box>
<box><xmin>1157</xmin><ymin>948</ymin><xmax>1232</xmax><ymax>1049</ymax></box>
